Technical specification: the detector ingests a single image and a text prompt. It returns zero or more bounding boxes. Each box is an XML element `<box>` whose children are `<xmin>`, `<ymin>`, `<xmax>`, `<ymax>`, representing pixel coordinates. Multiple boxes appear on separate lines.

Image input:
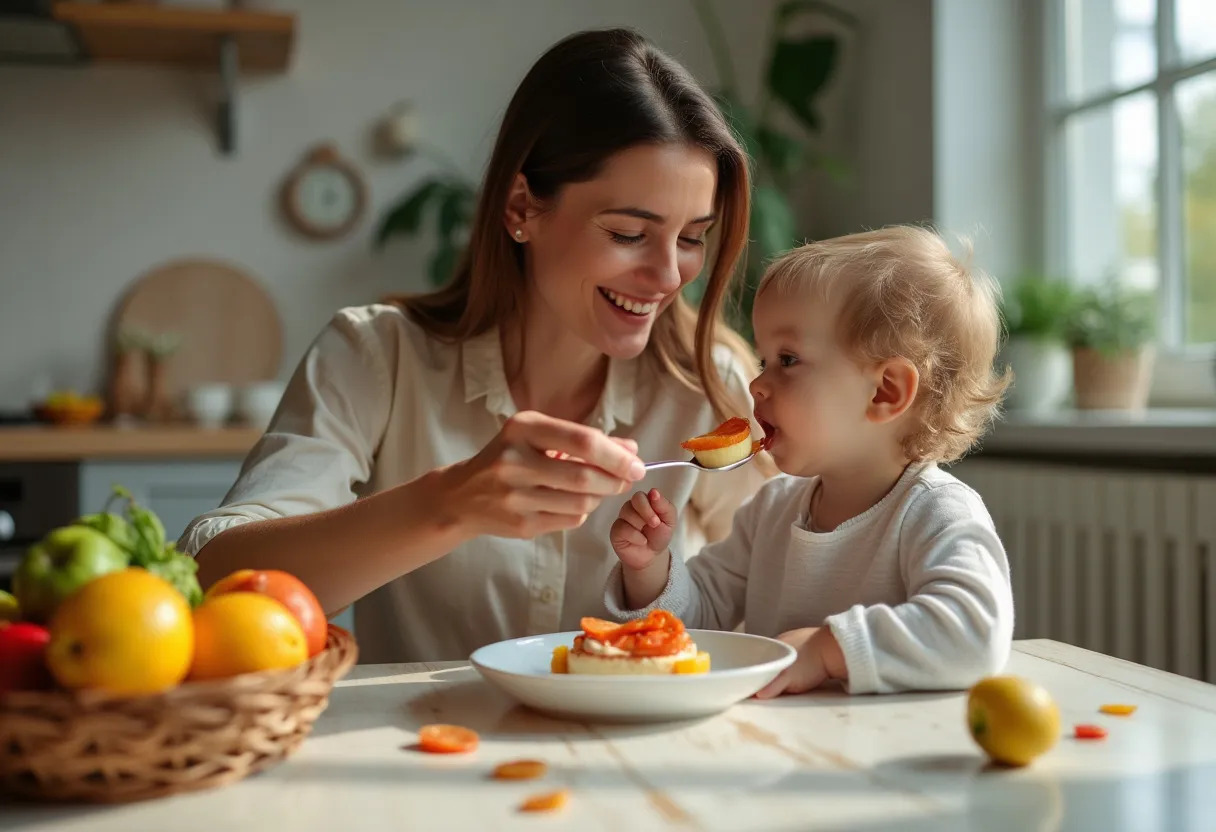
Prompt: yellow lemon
<box><xmin>47</xmin><ymin>568</ymin><xmax>193</xmax><ymax>695</ymax></box>
<box><xmin>190</xmin><ymin>592</ymin><xmax>308</xmax><ymax>680</ymax></box>
<box><xmin>967</xmin><ymin>675</ymin><xmax>1060</xmax><ymax>766</ymax></box>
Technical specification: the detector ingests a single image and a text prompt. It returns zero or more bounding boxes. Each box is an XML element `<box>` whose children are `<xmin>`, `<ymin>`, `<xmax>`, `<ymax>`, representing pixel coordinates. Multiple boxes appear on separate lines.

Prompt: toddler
<box><xmin>605</xmin><ymin>226</ymin><xmax>1015</xmax><ymax>696</ymax></box>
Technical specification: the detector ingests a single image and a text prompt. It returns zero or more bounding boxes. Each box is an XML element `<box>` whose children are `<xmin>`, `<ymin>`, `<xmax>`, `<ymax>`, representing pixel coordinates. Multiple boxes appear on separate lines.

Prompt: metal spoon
<box><xmin>643</xmin><ymin>447</ymin><xmax>762</xmax><ymax>473</ymax></box>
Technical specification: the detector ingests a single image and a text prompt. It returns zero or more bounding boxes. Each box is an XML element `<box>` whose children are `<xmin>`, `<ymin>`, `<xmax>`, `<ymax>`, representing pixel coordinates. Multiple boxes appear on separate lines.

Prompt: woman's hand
<box><xmin>435</xmin><ymin>410</ymin><xmax>646</xmax><ymax>539</ymax></box>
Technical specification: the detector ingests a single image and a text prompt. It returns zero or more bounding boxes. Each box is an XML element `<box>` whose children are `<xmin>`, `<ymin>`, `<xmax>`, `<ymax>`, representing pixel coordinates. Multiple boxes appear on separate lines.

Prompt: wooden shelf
<box><xmin>49</xmin><ymin>2</ymin><xmax>297</xmax><ymax>154</ymax></box>
<box><xmin>51</xmin><ymin>2</ymin><xmax>296</xmax><ymax>71</ymax></box>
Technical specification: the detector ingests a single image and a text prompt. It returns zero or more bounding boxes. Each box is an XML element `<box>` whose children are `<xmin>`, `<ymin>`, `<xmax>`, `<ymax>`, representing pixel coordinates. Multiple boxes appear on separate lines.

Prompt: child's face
<box><xmin>749</xmin><ymin>288</ymin><xmax>883</xmax><ymax>478</ymax></box>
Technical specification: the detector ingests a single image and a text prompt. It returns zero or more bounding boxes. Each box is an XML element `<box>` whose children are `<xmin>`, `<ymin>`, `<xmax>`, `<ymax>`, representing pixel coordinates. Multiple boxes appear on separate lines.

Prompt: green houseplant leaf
<box><xmin>375</xmin><ymin>179</ymin><xmax>446</xmax><ymax>247</ymax></box>
<box><xmin>1065</xmin><ymin>284</ymin><xmax>1157</xmax><ymax>356</ymax></box>
<box><xmin>1001</xmin><ymin>274</ymin><xmax>1077</xmax><ymax>341</ymax></box>
<box><xmin>767</xmin><ymin>36</ymin><xmax>838</xmax><ymax>132</ymax></box>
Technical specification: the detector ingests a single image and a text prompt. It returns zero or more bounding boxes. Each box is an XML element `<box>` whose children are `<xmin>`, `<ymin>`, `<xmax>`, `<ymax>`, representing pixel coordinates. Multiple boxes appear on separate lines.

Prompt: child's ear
<box><xmin>866</xmin><ymin>358</ymin><xmax>919</xmax><ymax>424</ymax></box>
<box><xmin>503</xmin><ymin>173</ymin><xmax>537</xmax><ymax>241</ymax></box>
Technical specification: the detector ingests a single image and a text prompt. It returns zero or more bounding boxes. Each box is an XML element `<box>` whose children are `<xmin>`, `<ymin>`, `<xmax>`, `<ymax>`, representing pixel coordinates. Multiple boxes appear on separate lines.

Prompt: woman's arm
<box><xmin>195</xmin><ymin>467</ymin><xmax>465</xmax><ymax>616</ymax></box>
<box><xmin>188</xmin><ymin>308</ymin><xmax>644</xmax><ymax>615</ymax></box>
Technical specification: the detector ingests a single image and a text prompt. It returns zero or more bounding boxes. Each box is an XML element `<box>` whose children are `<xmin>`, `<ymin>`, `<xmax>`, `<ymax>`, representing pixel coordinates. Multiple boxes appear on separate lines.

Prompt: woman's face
<box><xmin>512</xmin><ymin>143</ymin><xmax>718</xmax><ymax>360</ymax></box>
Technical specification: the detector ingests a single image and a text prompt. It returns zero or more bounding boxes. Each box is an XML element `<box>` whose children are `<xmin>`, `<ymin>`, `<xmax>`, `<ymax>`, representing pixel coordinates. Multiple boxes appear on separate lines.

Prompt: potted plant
<box><xmin>1065</xmin><ymin>283</ymin><xmax>1157</xmax><ymax>411</ymax></box>
<box><xmin>998</xmin><ymin>274</ymin><xmax>1076</xmax><ymax>413</ymax></box>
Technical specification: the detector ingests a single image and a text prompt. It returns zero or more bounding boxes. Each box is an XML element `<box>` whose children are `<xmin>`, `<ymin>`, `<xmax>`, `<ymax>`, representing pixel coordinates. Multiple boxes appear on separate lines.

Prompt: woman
<box><xmin>184</xmin><ymin>28</ymin><xmax>768</xmax><ymax>664</ymax></box>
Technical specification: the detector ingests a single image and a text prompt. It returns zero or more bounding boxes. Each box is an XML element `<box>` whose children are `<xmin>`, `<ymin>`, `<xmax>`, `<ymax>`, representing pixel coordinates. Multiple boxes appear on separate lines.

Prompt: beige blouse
<box><xmin>179</xmin><ymin>304</ymin><xmax>766</xmax><ymax>664</ymax></box>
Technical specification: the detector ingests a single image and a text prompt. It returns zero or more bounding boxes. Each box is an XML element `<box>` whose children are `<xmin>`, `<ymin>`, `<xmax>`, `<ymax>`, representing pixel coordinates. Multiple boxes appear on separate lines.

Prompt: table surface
<box><xmin>5</xmin><ymin>639</ymin><xmax>1216</xmax><ymax>832</ymax></box>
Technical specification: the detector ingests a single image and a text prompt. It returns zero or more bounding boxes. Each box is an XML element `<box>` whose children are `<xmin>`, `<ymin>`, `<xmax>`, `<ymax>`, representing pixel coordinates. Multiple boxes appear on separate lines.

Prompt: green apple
<box><xmin>0</xmin><ymin>589</ymin><xmax>18</xmax><ymax>623</ymax></box>
<box><xmin>13</xmin><ymin>526</ymin><xmax>130</xmax><ymax>623</ymax></box>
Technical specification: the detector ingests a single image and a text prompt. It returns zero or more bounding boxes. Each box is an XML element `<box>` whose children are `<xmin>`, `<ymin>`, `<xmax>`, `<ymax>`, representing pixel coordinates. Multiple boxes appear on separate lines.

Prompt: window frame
<box><xmin>1044</xmin><ymin>0</ymin><xmax>1216</xmax><ymax>354</ymax></box>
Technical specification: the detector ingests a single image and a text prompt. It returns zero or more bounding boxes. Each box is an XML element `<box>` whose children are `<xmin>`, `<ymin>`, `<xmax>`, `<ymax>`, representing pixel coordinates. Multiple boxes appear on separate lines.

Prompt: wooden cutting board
<box><xmin>112</xmin><ymin>258</ymin><xmax>283</xmax><ymax>412</ymax></box>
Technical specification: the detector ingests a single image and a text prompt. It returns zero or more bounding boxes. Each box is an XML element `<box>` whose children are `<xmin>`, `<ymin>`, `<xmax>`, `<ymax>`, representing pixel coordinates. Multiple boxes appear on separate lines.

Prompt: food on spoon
<box><xmin>417</xmin><ymin>723</ymin><xmax>480</xmax><ymax>754</ymax></box>
<box><xmin>680</xmin><ymin>417</ymin><xmax>754</xmax><ymax>468</ymax></box>
<box><xmin>558</xmin><ymin>610</ymin><xmax>710</xmax><ymax>676</ymax></box>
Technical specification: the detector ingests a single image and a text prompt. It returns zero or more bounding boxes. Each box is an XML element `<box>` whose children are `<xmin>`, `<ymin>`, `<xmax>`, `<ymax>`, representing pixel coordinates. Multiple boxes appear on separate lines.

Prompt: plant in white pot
<box><xmin>999</xmin><ymin>275</ymin><xmax>1076</xmax><ymax>413</ymax></box>
<box><xmin>1064</xmin><ymin>283</ymin><xmax>1157</xmax><ymax>411</ymax></box>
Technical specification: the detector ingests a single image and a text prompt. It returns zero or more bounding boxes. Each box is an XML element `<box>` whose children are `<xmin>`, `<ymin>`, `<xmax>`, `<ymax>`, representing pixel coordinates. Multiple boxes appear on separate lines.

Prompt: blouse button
<box><xmin>539</xmin><ymin>586</ymin><xmax>557</xmax><ymax>604</ymax></box>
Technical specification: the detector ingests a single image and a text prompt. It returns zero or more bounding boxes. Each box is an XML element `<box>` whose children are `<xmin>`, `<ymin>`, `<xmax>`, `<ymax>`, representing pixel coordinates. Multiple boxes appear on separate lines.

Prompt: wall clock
<box><xmin>280</xmin><ymin>144</ymin><xmax>367</xmax><ymax>240</ymax></box>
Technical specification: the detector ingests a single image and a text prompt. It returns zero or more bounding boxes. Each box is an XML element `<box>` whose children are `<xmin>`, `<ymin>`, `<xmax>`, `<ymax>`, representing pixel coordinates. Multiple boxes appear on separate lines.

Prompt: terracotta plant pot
<box><xmin>1071</xmin><ymin>346</ymin><xmax>1155</xmax><ymax>411</ymax></box>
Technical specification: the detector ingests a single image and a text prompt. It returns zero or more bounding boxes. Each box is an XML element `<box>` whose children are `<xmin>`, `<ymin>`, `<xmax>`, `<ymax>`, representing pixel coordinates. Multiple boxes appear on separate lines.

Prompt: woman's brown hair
<box><xmin>390</xmin><ymin>27</ymin><xmax>753</xmax><ymax>418</ymax></box>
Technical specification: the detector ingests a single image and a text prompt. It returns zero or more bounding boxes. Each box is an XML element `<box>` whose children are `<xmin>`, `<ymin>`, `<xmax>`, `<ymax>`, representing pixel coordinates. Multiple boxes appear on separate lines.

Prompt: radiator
<box><xmin>951</xmin><ymin>459</ymin><xmax>1216</xmax><ymax>683</ymax></box>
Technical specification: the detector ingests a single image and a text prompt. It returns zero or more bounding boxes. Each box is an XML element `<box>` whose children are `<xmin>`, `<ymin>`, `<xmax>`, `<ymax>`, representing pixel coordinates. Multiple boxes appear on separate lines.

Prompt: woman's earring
<box><xmin>513</xmin><ymin>228</ymin><xmax>524</xmax><ymax>241</ymax></box>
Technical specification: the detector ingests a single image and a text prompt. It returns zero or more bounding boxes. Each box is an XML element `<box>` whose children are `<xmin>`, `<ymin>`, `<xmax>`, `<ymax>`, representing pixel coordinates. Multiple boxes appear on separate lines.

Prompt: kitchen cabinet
<box><xmin>79</xmin><ymin>460</ymin><xmax>244</xmax><ymax>545</ymax></box>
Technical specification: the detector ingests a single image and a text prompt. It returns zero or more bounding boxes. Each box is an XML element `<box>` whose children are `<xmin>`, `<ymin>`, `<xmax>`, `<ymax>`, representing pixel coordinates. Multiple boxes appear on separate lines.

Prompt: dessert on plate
<box><xmin>551</xmin><ymin>610</ymin><xmax>710</xmax><ymax>675</ymax></box>
<box><xmin>680</xmin><ymin>417</ymin><xmax>761</xmax><ymax>468</ymax></box>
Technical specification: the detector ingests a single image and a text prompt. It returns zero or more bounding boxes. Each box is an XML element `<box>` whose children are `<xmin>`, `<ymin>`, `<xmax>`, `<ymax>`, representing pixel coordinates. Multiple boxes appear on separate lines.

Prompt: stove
<box><xmin>0</xmin><ymin>462</ymin><xmax>80</xmax><ymax>592</ymax></box>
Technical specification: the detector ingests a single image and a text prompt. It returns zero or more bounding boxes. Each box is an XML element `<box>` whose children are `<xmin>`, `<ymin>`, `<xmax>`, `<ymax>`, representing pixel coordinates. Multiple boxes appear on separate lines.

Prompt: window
<box><xmin>1048</xmin><ymin>0</ymin><xmax>1216</xmax><ymax>347</ymax></box>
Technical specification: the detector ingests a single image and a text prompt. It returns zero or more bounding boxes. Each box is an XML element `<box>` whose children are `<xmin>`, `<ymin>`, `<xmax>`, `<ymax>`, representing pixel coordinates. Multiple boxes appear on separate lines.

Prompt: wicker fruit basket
<box><xmin>0</xmin><ymin>623</ymin><xmax>357</xmax><ymax>804</ymax></box>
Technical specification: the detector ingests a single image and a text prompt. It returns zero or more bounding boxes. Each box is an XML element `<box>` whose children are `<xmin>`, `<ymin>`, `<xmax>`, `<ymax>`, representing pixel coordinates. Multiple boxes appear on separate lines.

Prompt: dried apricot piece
<box><xmin>417</xmin><ymin>724</ymin><xmax>479</xmax><ymax>754</ymax></box>
<box><xmin>1075</xmin><ymin>724</ymin><xmax>1108</xmax><ymax>740</ymax></box>
<box><xmin>579</xmin><ymin>617</ymin><xmax>621</xmax><ymax>640</ymax></box>
<box><xmin>520</xmin><ymin>788</ymin><xmax>570</xmax><ymax>813</ymax></box>
<box><xmin>493</xmin><ymin>759</ymin><xmax>548</xmax><ymax>780</ymax></box>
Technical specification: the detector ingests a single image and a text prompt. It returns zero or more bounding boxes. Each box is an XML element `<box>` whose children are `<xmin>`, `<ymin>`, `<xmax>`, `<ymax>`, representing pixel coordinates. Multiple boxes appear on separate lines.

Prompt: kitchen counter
<box><xmin>0</xmin><ymin>425</ymin><xmax>262</xmax><ymax>462</ymax></box>
<box><xmin>5</xmin><ymin>639</ymin><xmax>1215</xmax><ymax>831</ymax></box>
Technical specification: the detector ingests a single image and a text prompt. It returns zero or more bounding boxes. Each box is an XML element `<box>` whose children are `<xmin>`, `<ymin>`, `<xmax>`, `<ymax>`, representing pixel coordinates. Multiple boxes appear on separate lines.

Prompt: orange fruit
<box><xmin>190</xmin><ymin>592</ymin><xmax>308</xmax><ymax>680</ymax></box>
<box><xmin>205</xmin><ymin>569</ymin><xmax>328</xmax><ymax>657</ymax></box>
<box><xmin>47</xmin><ymin>568</ymin><xmax>193</xmax><ymax>695</ymax></box>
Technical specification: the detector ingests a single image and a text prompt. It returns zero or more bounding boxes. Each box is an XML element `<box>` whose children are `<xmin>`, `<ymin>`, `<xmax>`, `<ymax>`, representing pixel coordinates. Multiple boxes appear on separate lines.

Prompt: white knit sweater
<box><xmin>604</xmin><ymin>462</ymin><xmax>1015</xmax><ymax>694</ymax></box>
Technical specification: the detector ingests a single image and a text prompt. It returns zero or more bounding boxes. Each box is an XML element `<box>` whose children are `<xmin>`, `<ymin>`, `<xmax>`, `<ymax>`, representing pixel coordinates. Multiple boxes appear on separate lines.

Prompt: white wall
<box><xmin>933</xmin><ymin>0</ymin><xmax>1044</xmax><ymax>281</ymax></box>
<box><xmin>0</xmin><ymin>0</ymin><xmax>938</xmax><ymax>410</ymax></box>
<box><xmin>801</xmin><ymin>0</ymin><xmax>936</xmax><ymax>242</ymax></box>
<box><xmin>0</xmin><ymin>0</ymin><xmax>779</xmax><ymax>409</ymax></box>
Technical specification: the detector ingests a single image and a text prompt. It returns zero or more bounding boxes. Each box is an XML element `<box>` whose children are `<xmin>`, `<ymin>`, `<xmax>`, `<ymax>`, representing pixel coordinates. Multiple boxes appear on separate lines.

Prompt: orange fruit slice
<box><xmin>550</xmin><ymin>644</ymin><xmax>569</xmax><ymax>673</ymax></box>
<box><xmin>680</xmin><ymin>417</ymin><xmax>751</xmax><ymax>451</ymax></box>
<box><xmin>418</xmin><ymin>723</ymin><xmax>479</xmax><ymax>754</ymax></box>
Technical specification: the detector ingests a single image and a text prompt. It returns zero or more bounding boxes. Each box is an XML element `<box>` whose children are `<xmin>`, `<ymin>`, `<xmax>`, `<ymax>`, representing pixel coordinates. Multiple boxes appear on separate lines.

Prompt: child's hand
<box><xmin>610</xmin><ymin>489</ymin><xmax>676</xmax><ymax>570</ymax></box>
<box><xmin>754</xmin><ymin>627</ymin><xmax>848</xmax><ymax>698</ymax></box>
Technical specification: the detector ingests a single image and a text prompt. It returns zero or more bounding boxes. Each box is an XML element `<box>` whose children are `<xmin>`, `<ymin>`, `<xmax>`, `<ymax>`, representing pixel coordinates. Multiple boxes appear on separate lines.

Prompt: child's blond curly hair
<box><xmin>756</xmin><ymin>225</ymin><xmax>1011</xmax><ymax>463</ymax></box>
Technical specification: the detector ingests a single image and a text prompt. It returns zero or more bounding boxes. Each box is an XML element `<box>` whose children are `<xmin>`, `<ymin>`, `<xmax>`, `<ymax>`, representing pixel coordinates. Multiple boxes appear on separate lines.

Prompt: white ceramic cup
<box><xmin>238</xmin><ymin>381</ymin><xmax>286</xmax><ymax>429</ymax></box>
<box><xmin>187</xmin><ymin>384</ymin><xmax>234</xmax><ymax>428</ymax></box>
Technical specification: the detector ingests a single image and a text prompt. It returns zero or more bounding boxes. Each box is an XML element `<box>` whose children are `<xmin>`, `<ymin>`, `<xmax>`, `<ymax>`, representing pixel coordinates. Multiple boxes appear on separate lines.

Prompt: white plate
<box><xmin>469</xmin><ymin>629</ymin><xmax>797</xmax><ymax>723</ymax></box>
